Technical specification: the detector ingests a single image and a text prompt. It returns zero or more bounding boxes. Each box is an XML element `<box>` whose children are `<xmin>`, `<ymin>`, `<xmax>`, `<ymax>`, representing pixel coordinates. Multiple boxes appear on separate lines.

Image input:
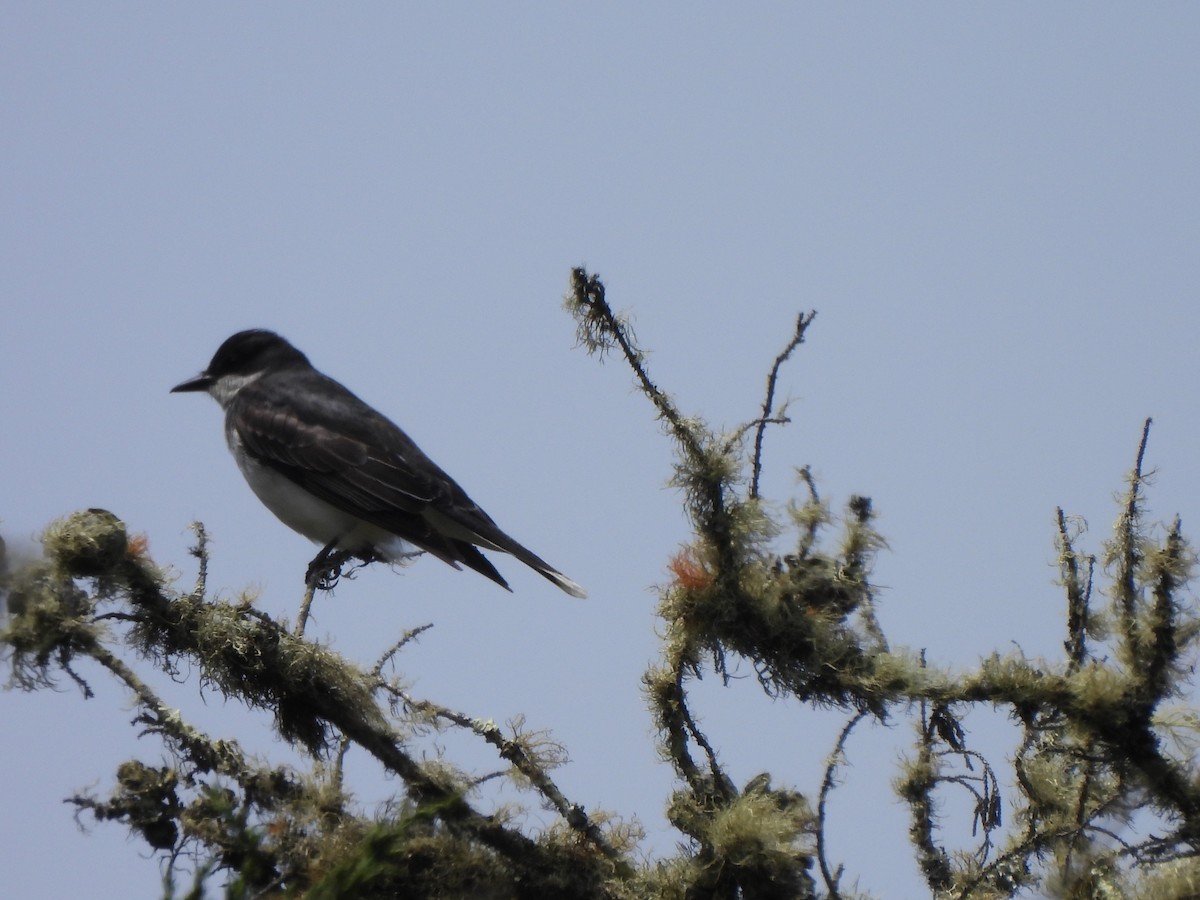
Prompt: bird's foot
<box><xmin>305</xmin><ymin>545</ymin><xmax>355</xmax><ymax>591</ymax></box>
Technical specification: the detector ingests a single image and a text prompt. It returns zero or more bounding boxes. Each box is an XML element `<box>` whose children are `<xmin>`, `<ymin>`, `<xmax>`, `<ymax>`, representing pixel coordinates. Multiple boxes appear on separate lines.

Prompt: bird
<box><xmin>171</xmin><ymin>329</ymin><xmax>586</xmax><ymax>598</ymax></box>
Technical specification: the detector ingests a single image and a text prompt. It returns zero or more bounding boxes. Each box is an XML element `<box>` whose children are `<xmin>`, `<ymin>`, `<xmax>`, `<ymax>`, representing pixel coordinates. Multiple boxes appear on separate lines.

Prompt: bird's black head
<box><xmin>171</xmin><ymin>329</ymin><xmax>310</xmax><ymax>393</ymax></box>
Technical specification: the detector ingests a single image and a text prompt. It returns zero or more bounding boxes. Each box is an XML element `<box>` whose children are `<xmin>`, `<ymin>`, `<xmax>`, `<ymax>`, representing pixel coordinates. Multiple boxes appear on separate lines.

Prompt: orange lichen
<box><xmin>126</xmin><ymin>533</ymin><xmax>150</xmax><ymax>560</ymax></box>
<box><xmin>668</xmin><ymin>546</ymin><xmax>712</xmax><ymax>591</ymax></box>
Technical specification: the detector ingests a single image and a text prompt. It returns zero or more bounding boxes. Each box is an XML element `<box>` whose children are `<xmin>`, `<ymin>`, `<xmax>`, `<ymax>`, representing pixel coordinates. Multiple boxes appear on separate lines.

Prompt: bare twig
<box><xmin>677</xmin><ymin>674</ymin><xmax>736</xmax><ymax>801</ymax></box>
<box><xmin>750</xmin><ymin>311</ymin><xmax>816</xmax><ymax>499</ymax></box>
<box><xmin>817</xmin><ymin>711</ymin><xmax>868</xmax><ymax>898</ymax></box>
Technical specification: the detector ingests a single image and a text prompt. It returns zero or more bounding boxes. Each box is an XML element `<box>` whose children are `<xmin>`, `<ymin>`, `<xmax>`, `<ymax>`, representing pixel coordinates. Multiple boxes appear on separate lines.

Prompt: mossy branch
<box><xmin>1</xmin><ymin>510</ymin><xmax>626</xmax><ymax>898</ymax></box>
<box><xmin>563</xmin><ymin>270</ymin><xmax>1200</xmax><ymax>897</ymax></box>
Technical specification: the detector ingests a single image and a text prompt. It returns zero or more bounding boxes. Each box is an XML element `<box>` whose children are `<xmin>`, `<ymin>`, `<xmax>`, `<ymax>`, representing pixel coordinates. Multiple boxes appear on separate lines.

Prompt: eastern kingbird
<box><xmin>172</xmin><ymin>329</ymin><xmax>586</xmax><ymax>598</ymax></box>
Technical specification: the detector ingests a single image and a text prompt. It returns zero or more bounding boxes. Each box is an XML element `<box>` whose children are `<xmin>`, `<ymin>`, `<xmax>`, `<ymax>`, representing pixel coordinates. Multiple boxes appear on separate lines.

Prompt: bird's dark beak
<box><xmin>171</xmin><ymin>372</ymin><xmax>214</xmax><ymax>393</ymax></box>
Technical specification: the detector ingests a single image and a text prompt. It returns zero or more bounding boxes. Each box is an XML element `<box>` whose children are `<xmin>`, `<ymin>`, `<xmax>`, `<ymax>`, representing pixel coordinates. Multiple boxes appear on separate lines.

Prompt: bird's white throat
<box><xmin>207</xmin><ymin>371</ymin><xmax>266</xmax><ymax>409</ymax></box>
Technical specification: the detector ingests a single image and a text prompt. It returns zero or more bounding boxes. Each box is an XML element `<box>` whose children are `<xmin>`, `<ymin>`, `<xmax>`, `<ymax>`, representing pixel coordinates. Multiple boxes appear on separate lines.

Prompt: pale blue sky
<box><xmin>3</xmin><ymin>5</ymin><xmax>1199</xmax><ymax>897</ymax></box>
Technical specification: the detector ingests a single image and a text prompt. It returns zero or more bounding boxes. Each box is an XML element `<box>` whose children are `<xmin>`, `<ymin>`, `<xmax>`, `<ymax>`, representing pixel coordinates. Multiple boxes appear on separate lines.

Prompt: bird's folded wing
<box><xmin>231</xmin><ymin>391</ymin><xmax>448</xmax><ymax>519</ymax></box>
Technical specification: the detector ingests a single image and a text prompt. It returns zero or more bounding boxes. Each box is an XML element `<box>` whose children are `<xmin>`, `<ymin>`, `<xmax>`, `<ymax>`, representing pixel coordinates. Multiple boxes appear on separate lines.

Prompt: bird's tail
<box><xmin>494</xmin><ymin>536</ymin><xmax>587</xmax><ymax>598</ymax></box>
<box><xmin>460</xmin><ymin>539</ymin><xmax>587</xmax><ymax>598</ymax></box>
<box><xmin>531</xmin><ymin>565</ymin><xmax>587</xmax><ymax>599</ymax></box>
<box><xmin>424</xmin><ymin>509</ymin><xmax>587</xmax><ymax>598</ymax></box>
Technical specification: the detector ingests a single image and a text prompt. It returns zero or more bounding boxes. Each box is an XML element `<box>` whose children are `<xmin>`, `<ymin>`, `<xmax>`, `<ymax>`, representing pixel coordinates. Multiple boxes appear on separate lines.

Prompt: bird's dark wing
<box><xmin>229</xmin><ymin>369</ymin><xmax>513</xmax><ymax>587</ymax></box>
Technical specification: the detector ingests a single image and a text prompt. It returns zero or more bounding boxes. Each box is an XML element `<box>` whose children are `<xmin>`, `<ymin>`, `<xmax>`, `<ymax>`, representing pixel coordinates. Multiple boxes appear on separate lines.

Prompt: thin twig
<box><xmin>88</xmin><ymin>637</ymin><xmax>279</xmax><ymax>793</ymax></box>
<box><xmin>568</xmin><ymin>268</ymin><xmax>703</xmax><ymax>459</ymax></box>
<box><xmin>188</xmin><ymin>521</ymin><xmax>209</xmax><ymax>598</ymax></box>
<box><xmin>751</xmin><ymin>311</ymin><xmax>816</xmax><ymax>499</ymax></box>
<box><xmin>677</xmin><ymin>673</ymin><xmax>736</xmax><ymax>801</ymax></box>
<box><xmin>817</xmin><ymin>711</ymin><xmax>868</xmax><ymax>899</ymax></box>
<box><xmin>295</xmin><ymin>581</ymin><xmax>317</xmax><ymax>637</ymax></box>
<box><xmin>1145</xmin><ymin>516</ymin><xmax>1185</xmax><ymax>698</ymax></box>
<box><xmin>1056</xmin><ymin>508</ymin><xmax>1091</xmax><ymax>672</ymax></box>
<box><xmin>371</xmin><ymin>623</ymin><xmax>435</xmax><ymax>680</ymax></box>
<box><xmin>1116</xmin><ymin>418</ymin><xmax>1153</xmax><ymax>631</ymax></box>
<box><xmin>398</xmin><ymin>692</ymin><xmax>622</xmax><ymax>861</ymax></box>
<box><xmin>725</xmin><ymin>416</ymin><xmax>791</xmax><ymax>451</ymax></box>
